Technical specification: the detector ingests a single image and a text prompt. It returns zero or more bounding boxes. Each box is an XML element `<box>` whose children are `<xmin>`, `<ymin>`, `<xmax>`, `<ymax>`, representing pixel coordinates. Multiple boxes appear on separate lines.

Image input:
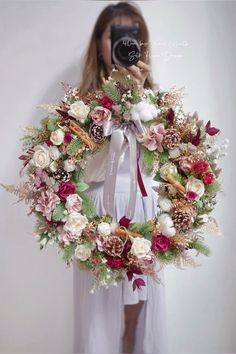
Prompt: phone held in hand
<box><xmin>110</xmin><ymin>24</ymin><xmax>141</xmax><ymax>67</ymax></box>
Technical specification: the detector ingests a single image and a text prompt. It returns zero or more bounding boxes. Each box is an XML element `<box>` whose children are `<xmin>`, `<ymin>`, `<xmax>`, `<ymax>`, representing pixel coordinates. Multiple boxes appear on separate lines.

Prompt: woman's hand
<box><xmin>114</xmin><ymin>60</ymin><xmax>150</xmax><ymax>92</ymax></box>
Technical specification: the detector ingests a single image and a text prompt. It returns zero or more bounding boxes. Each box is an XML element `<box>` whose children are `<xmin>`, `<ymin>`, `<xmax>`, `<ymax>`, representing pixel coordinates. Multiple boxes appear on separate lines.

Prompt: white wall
<box><xmin>0</xmin><ymin>1</ymin><xmax>235</xmax><ymax>353</ymax></box>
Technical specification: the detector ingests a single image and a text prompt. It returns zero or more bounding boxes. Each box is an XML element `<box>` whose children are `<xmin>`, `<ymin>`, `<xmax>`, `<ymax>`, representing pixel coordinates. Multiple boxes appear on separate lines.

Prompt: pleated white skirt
<box><xmin>73</xmin><ymin>146</ymin><xmax>169</xmax><ymax>353</ymax></box>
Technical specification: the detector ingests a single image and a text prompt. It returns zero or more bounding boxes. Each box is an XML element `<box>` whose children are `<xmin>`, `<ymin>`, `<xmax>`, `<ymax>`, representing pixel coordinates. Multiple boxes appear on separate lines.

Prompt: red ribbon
<box><xmin>137</xmin><ymin>144</ymin><xmax>148</xmax><ymax>197</ymax></box>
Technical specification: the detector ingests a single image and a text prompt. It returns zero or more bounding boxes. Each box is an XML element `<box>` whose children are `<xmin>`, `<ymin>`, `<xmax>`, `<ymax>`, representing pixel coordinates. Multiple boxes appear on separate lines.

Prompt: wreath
<box><xmin>2</xmin><ymin>69</ymin><xmax>228</xmax><ymax>292</ymax></box>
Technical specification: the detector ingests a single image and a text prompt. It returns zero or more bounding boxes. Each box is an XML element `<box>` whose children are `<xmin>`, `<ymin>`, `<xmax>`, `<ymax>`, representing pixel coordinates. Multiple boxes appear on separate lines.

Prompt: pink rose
<box><xmin>143</xmin><ymin>123</ymin><xmax>165</xmax><ymax>152</ymax></box>
<box><xmin>58</xmin><ymin>181</ymin><xmax>76</xmax><ymax>199</ymax></box>
<box><xmin>65</xmin><ymin>193</ymin><xmax>83</xmax><ymax>212</ymax></box>
<box><xmin>151</xmin><ymin>234</ymin><xmax>170</xmax><ymax>253</ymax></box>
<box><xmin>178</xmin><ymin>156</ymin><xmax>193</xmax><ymax>172</ymax></box>
<box><xmin>90</xmin><ymin>106</ymin><xmax>111</xmax><ymax>125</ymax></box>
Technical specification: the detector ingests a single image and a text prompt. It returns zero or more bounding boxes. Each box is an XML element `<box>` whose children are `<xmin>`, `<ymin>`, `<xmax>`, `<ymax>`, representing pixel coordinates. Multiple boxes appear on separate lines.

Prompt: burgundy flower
<box><xmin>100</xmin><ymin>95</ymin><xmax>114</xmax><ymax>109</ymax></box>
<box><xmin>119</xmin><ymin>216</ymin><xmax>131</xmax><ymax>228</ymax></box>
<box><xmin>58</xmin><ymin>181</ymin><xmax>76</xmax><ymax>199</ymax></box>
<box><xmin>64</xmin><ymin>132</ymin><xmax>73</xmax><ymax>145</ymax></box>
<box><xmin>133</xmin><ymin>278</ymin><xmax>146</xmax><ymax>291</ymax></box>
<box><xmin>189</xmin><ymin>127</ymin><xmax>201</xmax><ymax>146</ymax></box>
<box><xmin>151</xmin><ymin>234</ymin><xmax>170</xmax><ymax>253</ymax></box>
<box><xmin>205</xmin><ymin>120</ymin><xmax>220</xmax><ymax>136</ymax></box>
<box><xmin>202</xmin><ymin>172</ymin><xmax>214</xmax><ymax>185</ymax></box>
<box><xmin>166</xmin><ymin>108</ymin><xmax>175</xmax><ymax>126</ymax></box>
<box><xmin>106</xmin><ymin>256</ymin><xmax>123</xmax><ymax>269</ymax></box>
<box><xmin>192</xmin><ymin>160</ymin><xmax>209</xmax><ymax>174</ymax></box>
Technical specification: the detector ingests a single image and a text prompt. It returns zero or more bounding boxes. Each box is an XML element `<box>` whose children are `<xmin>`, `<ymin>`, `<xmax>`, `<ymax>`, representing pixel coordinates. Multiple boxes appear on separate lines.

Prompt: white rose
<box><xmin>68</xmin><ymin>101</ymin><xmax>90</xmax><ymax>124</ymax></box>
<box><xmin>131</xmin><ymin>101</ymin><xmax>157</xmax><ymax>122</ymax></box>
<box><xmin>32</xmin><ymin>145</ymin><xmax>50</xmax><ymax>168</ymax></box>
<box><xmin>130</xmin><ymin>237</ymin><xmax>151</xmax><ymax>258</ymax></box>
<box><xmin>97</xmin><ymin>222</ymin><xmax>111</xmax><ymax>238</ymax></box>
<box><xmin>64</xmin><ymin>212</ymin><xmax>88</xmax><ymax>236</ymax></box>
<box><xmin>158</xmin><ymin>213</ymin><xmax>176</xmax><ymax>237</ymax></box>
<box><xmin>65</xmin><ymin>194</ymin><xmax>83</xmax><ymax>213</ymax></box>
<box><xmin>49</xmin><ymin>146</ymin><xmax>61</xmax><ymax>160</ymax></box>
<box><xmin>49</xmin><ymin>161</ymin><xmax>58</xmax><ymax>172</ymax></box>
<box><xmin>186</xmin><ymin>176</ymin><xmax>205</xmax><ymax>200</ymax></box>
<box><xmin>159</xmin><ymin>162</ymin><xmax>178</xmax><ymax>180</ymax></box>
<box><xmin>50</xmin><ymin>128</ymin><xmax>65</xmax><ymax>145</ymax></box>
<box><xmin>64</xmin><ymin>159</ymin><xmax>76</xmax><ymax>172</ymax></box>
<box><xmin>75</xmin><ymin>244</ymin><xmax>91</xmax><ymax>261</ymax></box>
<box><xmin>158</xmin><ymin>197</ymin><xmax>173</xmax><ymax>212</ymax></box>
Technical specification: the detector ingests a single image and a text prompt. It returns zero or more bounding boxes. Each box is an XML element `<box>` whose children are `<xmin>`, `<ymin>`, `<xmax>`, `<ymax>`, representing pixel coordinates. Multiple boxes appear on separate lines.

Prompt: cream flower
<box><xmin>186</xmin><ymin>176</ymin><xmax>205</xmax><ymax>200</ymax></box>
<box><xmin>75</xmin><ymin>244</ymin><xmax>91</xmax><ymax>261</ymax></box>
<box><xmin>64</xmin><ymin>212</ymin><xmax>88</xmax><ymax>236</ymax></box>
<box><xmin>49</xmin><ymin>146</ymin><xmax>61</xmax><ymax>160</ymax></box>
<box><xmin>50</xmin><ymin>128</ymin><xmax>65</xmax><ymax>145</ymax></box>
<box><xmin>97</xmin><ymin>222</ymin><xmax>111</xmax><ymax>238</ymax></box>
<box><xmin>68</xmin><ymin>101</ymin><xmax>90</xmax><ymax>124</ymax></box>
<box><xmin>159</xmin><ymin>162</ymin><xmax>178</xmax><ymax>180</ymax></box>
<box><xmin>130</xmin><ymin>101</ymin><xmax>157</xmax><ymax>122</ymax></box>
<box><xmin>65</xmin><ymin>194</ymin><xmax>83</xmax><ymax>213</ymax></box>
<box><xmin>32</xmin><ymin>145</ymin><xmax>50</xmax><ymax>168</ymax></box>
<box><xmin>64</xmin><ymin>159</ymin><xmax>76</xmax><ymax>172</ymax></box>
<box><xmin>130</xmin><ymin>237</ymin><xmax>151</xmax><ymax>258</ymax></box>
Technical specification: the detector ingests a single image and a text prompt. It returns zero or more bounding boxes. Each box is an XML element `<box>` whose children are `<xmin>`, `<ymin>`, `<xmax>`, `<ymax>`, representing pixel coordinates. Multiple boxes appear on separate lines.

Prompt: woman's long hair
<box><xmin>79</xmin><ymin>1</ymin><xmax>154</xmax><ymax>95</ymax></box>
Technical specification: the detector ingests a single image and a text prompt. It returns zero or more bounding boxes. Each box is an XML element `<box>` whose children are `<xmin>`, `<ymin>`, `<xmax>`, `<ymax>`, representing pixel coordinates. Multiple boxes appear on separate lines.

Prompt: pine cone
<box><xmin>171</xmin><ymin>207</ymin><xmax>193</xmax><ymax>230</ymax></box>
<box><xmin>103</xmin><ymin>236</ymin><xmax>124</xmax><ymax>256</ymax></box>
<box><xmin>162</xmin><ymin>128</ymin><xmax>181</xmax><ymax>149</ymax></box>
<box><xmin>89</xmin><ymin>123</ymin><xmax>105</xmax><ymax>143</ymax></box>
<box><xmin>53</xmin><ymin>168</ymin><xmax>71</xmax><ymax>182</ymax></box>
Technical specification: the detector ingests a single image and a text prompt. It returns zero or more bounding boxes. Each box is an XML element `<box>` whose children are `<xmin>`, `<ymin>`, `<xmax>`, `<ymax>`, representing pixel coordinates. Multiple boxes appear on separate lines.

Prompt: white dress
<box><xmin>73</xmin><ymin>140</ymin><xmax>169</xmax><ymax>354</ymax></box>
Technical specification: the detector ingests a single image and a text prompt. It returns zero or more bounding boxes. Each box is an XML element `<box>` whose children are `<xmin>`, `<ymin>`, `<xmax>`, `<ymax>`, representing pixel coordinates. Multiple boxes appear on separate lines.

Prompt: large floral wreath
<box><xmin>2</xmin><ymin>69</ymin><xmax>228</xmax><ymax>292</ymax></box>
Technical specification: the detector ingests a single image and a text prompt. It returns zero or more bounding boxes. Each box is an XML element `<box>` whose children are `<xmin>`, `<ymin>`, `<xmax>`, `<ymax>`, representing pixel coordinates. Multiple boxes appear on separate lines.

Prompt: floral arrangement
<box><xmin>2</xmin><ymin>69</ymin><xmax>228</xmax><ymax>292</ymax></box>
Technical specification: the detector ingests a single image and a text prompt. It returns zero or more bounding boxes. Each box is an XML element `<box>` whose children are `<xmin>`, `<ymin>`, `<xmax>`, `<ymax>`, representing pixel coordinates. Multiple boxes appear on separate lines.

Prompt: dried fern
<box><xmin>1</xmin><ymin>182</ymin><xmax>34</xmax><ymax>204</ymax></box>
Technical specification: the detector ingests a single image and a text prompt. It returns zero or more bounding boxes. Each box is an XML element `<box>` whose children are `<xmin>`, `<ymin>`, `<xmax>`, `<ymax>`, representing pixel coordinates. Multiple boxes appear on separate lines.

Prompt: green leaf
<box><xmin>52</xmin><ymin>203</ymin><xmax>66</xmax><ymax>221</ymax></box>
<box><xmin>89</xmin><ymin>100</ymin><xmax>100</xmax><ymax>110</ymax></box>
<box><xmin>129</xmin><ymin>222</ymin><xmax>153</xmax><ymax>239</ymax></box>
<box><xmin>75</xmin><ymin>181</ymin><xmax>89</xmax><ymax>193</ymax></box>
<box><xmin>143</xmin><ymin>148</ymin><xmax>155</xmax><ymax>170</ymax></box>
<box><xmin>63</xmin><ymin>243</ymin><xmax>76</xmax><ymax>263</ymax></box>
<box><xmin>67</xmin><ymin>138</ymin><xmax>83</xmax><ymax>156</ymax></box>
<box><xmin>159</xmin><ymin>150</ymin><xmax>169</xmax><ymax>164</ymax></box>
<box><xmin>153</xmin><ymin>172</ymin><xmax>165</xmax><ymax>182</ymax></box>
<box><xmin>101</xmin><ymin>82</ymin><xmax>121</xmax><ymax>102</ymax></box>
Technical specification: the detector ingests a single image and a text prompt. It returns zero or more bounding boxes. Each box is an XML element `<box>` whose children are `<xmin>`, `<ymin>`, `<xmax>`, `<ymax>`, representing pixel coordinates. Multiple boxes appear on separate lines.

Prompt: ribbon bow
<box><xmin>102</xmin><ymin>119</ymin><xmax>147</xmax><ymax>220</ymax></box>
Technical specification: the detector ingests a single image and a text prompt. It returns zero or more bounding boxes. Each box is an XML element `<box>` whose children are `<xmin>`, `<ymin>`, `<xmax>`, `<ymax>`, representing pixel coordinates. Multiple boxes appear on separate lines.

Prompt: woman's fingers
<box><xmin>115</xmin><ymin>60</ymin><xmax>150</xmax><ymax>87</ymax></box>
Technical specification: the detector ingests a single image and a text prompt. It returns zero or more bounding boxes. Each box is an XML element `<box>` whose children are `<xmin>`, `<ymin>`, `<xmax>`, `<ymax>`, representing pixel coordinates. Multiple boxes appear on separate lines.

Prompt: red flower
<box><xmin>106</xmin><ymin>256</ymin><xmax>123</xmax><ymax>269</ymax></box>
<box><xmin>64</xmin><ymin>132</ymin><xmax>73</xmax><ymax>145</ymax></box>
<box><xmin>151</xmin><ymin>234</ymin><xmax>170</xmax><ymax>253</ymax></box>
<box><xmin>58</xmin><ymin>181</ymin><xmax>76</xmax><ymax>199</ymax></box>
<box><xmin>185</xmin><ymin>191</ymin><xmax>197</xmax><ymax>201</ymax></box>
<box><xmin>46</xmin><ymin>139</ymin><xmax>53</xmax><ymax>146</ymax></box>
<box><xmin>189</xmin><ymin>127</ymin><xmax>201</xmax><ymax>146</ymax></box>
<box><xmin>202</xmin><ymin>172</ymin><xmax>214</xmax><ymax>185</ymax></box>
<box><xmin>166</xmin><ymin>108</ymin><xmax>175</xmax><ymax>126</ymax></box>
<box><xmin>100</xmin><ymin>95</ymin><xmax>114</xmax><ymax>109</ymax></box>
<box><xmin>192</xmin><ymin>160</ymin><xmax>209</xmax><ymax>174</ymax></box>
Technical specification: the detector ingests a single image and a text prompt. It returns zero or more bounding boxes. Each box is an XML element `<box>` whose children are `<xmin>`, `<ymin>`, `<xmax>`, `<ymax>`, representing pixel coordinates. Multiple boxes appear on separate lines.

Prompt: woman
<box><xmin>73</xmin><ymin>2</ymin><xmax>169</xmax><ymax>353</ymax></box>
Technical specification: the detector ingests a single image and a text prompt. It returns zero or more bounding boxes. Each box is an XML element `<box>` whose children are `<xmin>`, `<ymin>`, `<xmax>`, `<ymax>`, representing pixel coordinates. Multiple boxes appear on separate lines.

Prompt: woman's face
<box><xmin>99</xmin><ymin>15</ymin><xmax>136</xmax><ymax>74</ymax></box>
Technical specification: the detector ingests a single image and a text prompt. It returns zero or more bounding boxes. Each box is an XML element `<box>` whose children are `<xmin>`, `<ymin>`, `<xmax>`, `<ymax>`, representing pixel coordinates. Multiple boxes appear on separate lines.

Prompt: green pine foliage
<box><xmin>189</xmin><ymin>239</ymin><xmax>211</xmax><ymax>256</ymax></box>
<box><xmin>205</xmin><ymin>181</ymin><xmax>221</xmax><ymax>194</ymax></box>
<box><xmin>143</xmin><ymin>148</ymin><xmax>155</xmax><ymax>172</ymax></box>
<box><xmin>157</xmin><ymin>249</ymin><xmax>179</xmax><ymax>263</ymax></box>
<box><xmin>159</xmin><ymin>150</ymin><xmax>169</xmax><ymax>164</ymax></box>
<box><xmin>78</xmin><ymin>191</ymin><xmax>97</xmax><ymax>220</ymax></box>
<box><xmin>129</xmin><ymin>222</ymin><xmax>154</xmax><ymax>239</ymax></box>
<box><xmin>101</xmin><ymin>82</ymin><xmax>121</xmax><ymax>102</ymax></box>
<box><xmin>89</xmin><ymin>100</ymin><xmax>100</xmax><ymax>110</ymax></box>
<box><xmin>67</xmin><ymin>138</ymin><xmax>83</xmax><ymax>156</ymax></box>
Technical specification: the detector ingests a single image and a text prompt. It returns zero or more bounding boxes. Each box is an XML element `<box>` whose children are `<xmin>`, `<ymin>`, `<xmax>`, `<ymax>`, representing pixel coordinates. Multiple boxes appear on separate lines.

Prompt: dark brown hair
<box><xmin>79</xmin><ymin>1</ymin><xmax>154</xmax><ymax>95</ymax></box>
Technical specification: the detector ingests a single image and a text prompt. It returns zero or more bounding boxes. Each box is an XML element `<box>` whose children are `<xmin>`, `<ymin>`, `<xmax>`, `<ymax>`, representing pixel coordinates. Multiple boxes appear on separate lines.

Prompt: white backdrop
<box><xmin>0</xmin><ymin>1</ymin><xmax>235</xmax><ymax>353</ymax></box>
